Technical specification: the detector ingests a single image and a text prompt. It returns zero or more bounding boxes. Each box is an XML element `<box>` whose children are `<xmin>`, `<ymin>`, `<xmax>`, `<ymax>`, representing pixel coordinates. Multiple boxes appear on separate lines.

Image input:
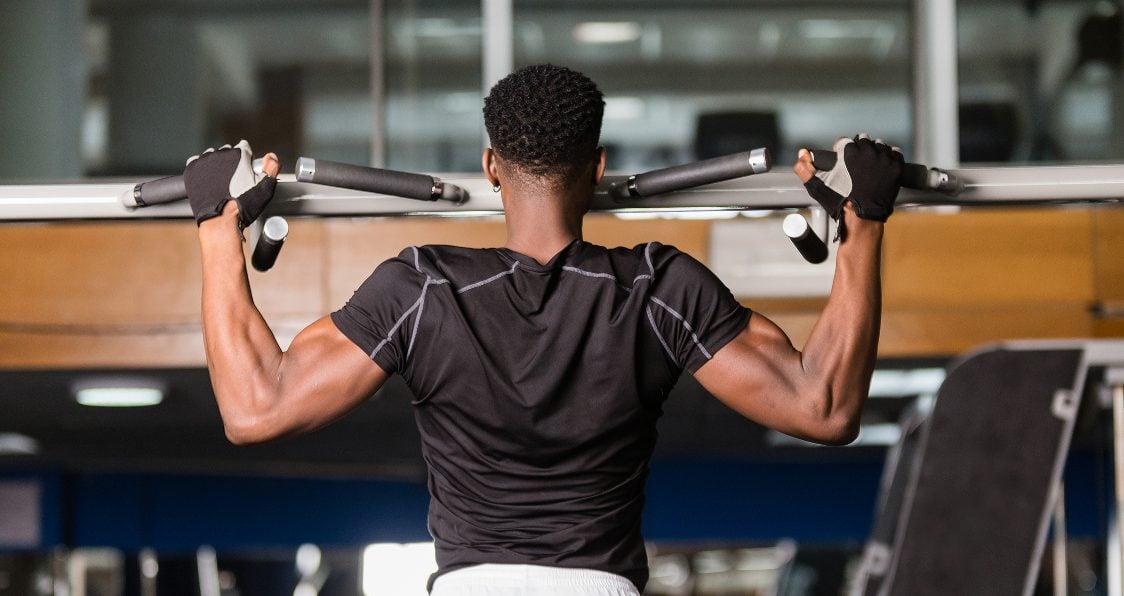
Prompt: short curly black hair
<box><xmin>483</xmin><ymin>64</ymin><xmax>605</xmax><ymax>183</ymax></box>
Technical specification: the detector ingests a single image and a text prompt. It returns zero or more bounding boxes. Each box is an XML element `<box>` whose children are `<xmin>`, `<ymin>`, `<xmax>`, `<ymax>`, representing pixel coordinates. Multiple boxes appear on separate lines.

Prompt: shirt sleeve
<box><xmin>646</xmin><ymin>243</ymin><xmax>751</xmax><ymax>373</ymax></box>
<box><xmin>330</xmin><ymin>249</ymin><xmax>427</xmax><ymax>375</ymax></box>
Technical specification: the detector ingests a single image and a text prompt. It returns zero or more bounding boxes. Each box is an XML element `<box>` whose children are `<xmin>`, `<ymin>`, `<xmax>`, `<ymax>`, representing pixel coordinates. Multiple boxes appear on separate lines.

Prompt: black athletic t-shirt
<box><xmin>331</xmin><ymin>240</ymin><xmax>750</xmax><ymax>592</ymax></box>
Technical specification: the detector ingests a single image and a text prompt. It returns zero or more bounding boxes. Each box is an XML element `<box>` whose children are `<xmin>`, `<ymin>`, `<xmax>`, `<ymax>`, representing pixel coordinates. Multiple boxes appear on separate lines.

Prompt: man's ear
<box><xmin>593</xmin><ymin>146</ymin><xmax>607</xmax><ymax>185</ymax></box>
<box><xmin>482</xmin><ymin>148</ymin><xmax>500</xmax><ymax>187</ymax></box>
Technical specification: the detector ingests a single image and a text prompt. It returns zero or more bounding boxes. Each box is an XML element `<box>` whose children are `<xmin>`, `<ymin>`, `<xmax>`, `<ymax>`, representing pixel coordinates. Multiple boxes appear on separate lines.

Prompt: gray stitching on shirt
<box><xmin>457</xmin><ymin>261</ymin><xmax>520</xmax><ymax>294</ymax></box>
<box><xmin>369</xmin><ymin>275</ymin><xmax>449</xmax><ymax>362</ymax></box>
<box><xmin>562</xmin><ymin>265</ymin><xmax>617</xmax><ymax>280</ymax></box>
<box><xmin>562</xmin><ymin>266</ymin><xmax>653</xmax><ymax>293</ymax></box>
<box><xmin>649</xmin><ymin>295</ymin><xmax>712</xmax><ymax>360</ymax></box>
<box><xmin>407</xmin><ymin>279</ymin><xmax>433</xmax><ymax>360</ymax></box>
<box><xmin>411</xmin><ymin>246</ymin><xmax>421</xmax><ymax>272</ymax></box>
<box><xmin>644</xmin><ymin>242</ymin><xmax>655</xmax><ymax>280</ymax></box>
<box><xmin>370</xmin><ymin>293</ymin><xmax>424</xmax><ymax>360</ymax></box>
<box><xmin>646</xmin><ymin>305</ymin><xmax>679</xmax><ymax>365</ymax></box>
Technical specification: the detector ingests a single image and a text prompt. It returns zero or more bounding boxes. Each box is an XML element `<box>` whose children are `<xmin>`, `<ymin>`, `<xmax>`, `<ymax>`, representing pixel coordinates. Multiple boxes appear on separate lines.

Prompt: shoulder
<box><xmin>618</xmin><ymin>241</ymin><xmax>708</xmax><ymax>277</ymax></box>
<box><xmin>407</xmin><ymin>244</ymin><xmax>518</xmax><ymax>289</ymax></box>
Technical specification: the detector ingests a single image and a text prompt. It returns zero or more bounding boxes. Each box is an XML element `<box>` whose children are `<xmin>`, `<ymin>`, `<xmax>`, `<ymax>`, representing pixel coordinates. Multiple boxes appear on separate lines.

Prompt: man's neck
<box><xmin>502</xmin><ymin>189</ymin><xmax>587</xmax><ymax>265</ymax></box>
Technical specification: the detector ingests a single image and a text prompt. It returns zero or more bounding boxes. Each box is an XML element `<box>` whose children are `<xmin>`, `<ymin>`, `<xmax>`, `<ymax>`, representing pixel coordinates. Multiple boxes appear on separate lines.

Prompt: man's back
<box><xmin>331</xmin><ymin>240</ymin><xmax>750</xmax><ymax>590</ymax></box>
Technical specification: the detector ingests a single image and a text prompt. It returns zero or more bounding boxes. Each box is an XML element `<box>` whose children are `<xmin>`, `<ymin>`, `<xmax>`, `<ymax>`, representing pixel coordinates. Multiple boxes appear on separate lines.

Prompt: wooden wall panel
<box><xmin>246</xmin><ymin>219</ymin><xmax>328</xmax><ymax>320</ymax></box>
<box><xmin>1092</xmin><ymin>207</ymin><xmax>1124</xmax><ymax>336</ymax></box>
<box><xmin>583</xmin><ymin>216</ymin><xmax>711</xmax><ymax>263</ymax></box>
<box><xmin>883</xmin><ymin>208</ymin><xmax>1095</xmax><ymax>308</ymax></box>
<box><xmin>323</xmin><ymin>215</ymin><xmax>711</xmax><ymax>308</ymax></box>
<box><xmin>324</xmin><ymin>218</ymin><xmax>510</xmax><ymax>308</ymax></box>
<box><xmin>879</xmin><ymin>305</ymin><xmax>1094</xmax><ymax>357</ymax></box>
<box><xmin>747</xmin><ymin>302</ymin><xmax>1093</xmax><ymax>358</ymax></box>
<box><xmin>0</xmin><ymin>220</ymin><xmax>333</xmax><ymax>367</ymax></box>
<box><xmin>0</xmin><ymin>222</ymin><xmax>201</xmax><ymax>324</ymax></box>
<box><xmin>1092</xmin><ymin>206</ymin><xmax>1124</xmax><ymax>302</ymax></box>
<box><xmin>1</xmin><ymin>206</ymin><xmax>1119</xmax><ymax>368</ymax></box>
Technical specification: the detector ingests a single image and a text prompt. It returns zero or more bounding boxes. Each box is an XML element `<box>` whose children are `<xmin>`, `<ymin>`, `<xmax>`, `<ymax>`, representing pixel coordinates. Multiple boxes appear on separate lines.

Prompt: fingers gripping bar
<box><xmin>785</xmin><ymin>151</ymin><xmax>965</xmax><ymax>264</ymax></box>
<box><xmin>808</xmin><ymin>150</ymin><xmax>964</xmax><ymax>195</ymax></box>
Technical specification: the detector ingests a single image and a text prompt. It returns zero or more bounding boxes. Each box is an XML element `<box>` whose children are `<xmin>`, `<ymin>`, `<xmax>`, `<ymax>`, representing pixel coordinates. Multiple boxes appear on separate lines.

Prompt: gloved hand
<box><xmin>803</xmin><ymin>134</ymin><xmax>903</xmax><ymax>222</ymax></box>
<box><xmin>184</xmin><ymin>139</ymin><xmax>278</xmax><ymax>230</ymax></box>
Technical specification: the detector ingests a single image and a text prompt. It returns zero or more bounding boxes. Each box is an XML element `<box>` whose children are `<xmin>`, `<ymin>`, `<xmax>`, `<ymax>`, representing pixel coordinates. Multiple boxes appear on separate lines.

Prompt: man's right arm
<box><xmin>200</xmin><ymin>203</ymin><xmax>389</xmax><ymax>445</ymax></box>
<box><xmin>692</xmin><ymin>146</ymin><xmax>890</xmax><ymax>446</ymax></box>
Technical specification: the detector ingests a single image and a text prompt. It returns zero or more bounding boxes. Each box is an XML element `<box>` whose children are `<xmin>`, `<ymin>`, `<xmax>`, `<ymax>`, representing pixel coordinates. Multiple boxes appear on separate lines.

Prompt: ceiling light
<box><xmin>72</xmin><ymin>378</ymin><xmax>165</xmax><ymax>408</ymax></box>
<box><xmin>766</xmin><ymin>422</ymin><xmax>903</xmax><ymax>448</ymax></box>
<box><xmin>0</xmin><ymin>433</ymin><xmax>38</xmax><ymax>455</ymax></box>
<box><xmin>867</xmin><ymin>367</ymin><xmax>946</xmax><ymax>397</ymax></box>
<box><xmin>573</xmin><ymin>22</ymin><xmax>642</xmax><ymax>44</ymax></box>
<box><xmin>604</xmin><ymin>96</ymin><xmax>645</xmax><ymax>120</ymax></box>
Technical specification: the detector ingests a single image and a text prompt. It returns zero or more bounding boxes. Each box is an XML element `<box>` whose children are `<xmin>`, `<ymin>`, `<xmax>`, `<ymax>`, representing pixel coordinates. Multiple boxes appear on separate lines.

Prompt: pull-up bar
<box><xmin>1</xmin><ymin>155</ymin><xmax>1122</xmax><ymax>270</ymax></box>
<box><xmin>3</xmin><ymin>163</ymin><xmax>1121</xmax><ymax>222</ymax></box>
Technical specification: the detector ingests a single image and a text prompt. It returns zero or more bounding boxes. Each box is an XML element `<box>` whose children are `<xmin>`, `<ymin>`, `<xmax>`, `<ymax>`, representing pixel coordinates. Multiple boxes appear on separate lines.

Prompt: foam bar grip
<box><xmin>808</xmin><ymin>150</ymin><xmax>962</xmax><ymax>195</ymax></box>
<box><xmin>610</xmin><ymin>148</ymin><xmax>771</xmax><ymax>199</ymax></box>
<box><xmin>782</xmin><ymin>213</ymin><xmax>828</xmax><ymax>264</ymax></box>
<box><xmin>296</xmin><ymin>157</ymin><xmax>460</xmax><ymax>202</ymax></box>
<box><xmin>121</xmin><ymin>175</ymin><xmax>187</xmax><ymax>208</ymax></box>
<box><xmin>251</xmin><ymin>216</ymin><xmax>288</xmax><ymax>272</ymax></box>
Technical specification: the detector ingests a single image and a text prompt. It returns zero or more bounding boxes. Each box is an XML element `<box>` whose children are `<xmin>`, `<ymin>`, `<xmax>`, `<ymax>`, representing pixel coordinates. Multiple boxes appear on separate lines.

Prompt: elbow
<box><xmin>802</xmin><ymin>386</ymin><xmax>863</xmax><ymax>446</ymax></box>
<box><xmin>216</xmin><ymin>383</ymin><xmax>283</xmax><ymax>446</ymax></box>
<box><xmin>815</xmin><ymin>415</ymin><xmax>861</xmax><ymax>446</ymax></box>
<box><xmin>223</xmin><ymin>417</ymin><xmax>270</xmax><ymax>446</ymax></box>
<box><xmin>220</xmin><ymin>403</ymin><xmax>280</xmax><ymax>446</ymax></box>
<box><xmin>798</xmin><ymin>415</ymin><xmax>859</xmax><ymax>447</ymax></box>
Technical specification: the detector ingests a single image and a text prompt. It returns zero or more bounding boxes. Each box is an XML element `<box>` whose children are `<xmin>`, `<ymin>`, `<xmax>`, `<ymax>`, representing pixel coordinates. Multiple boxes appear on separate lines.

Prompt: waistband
<box><xmin>432</xmin><ymin>564</ymin><xmax>639</xmax><ymax>593</ymax></box>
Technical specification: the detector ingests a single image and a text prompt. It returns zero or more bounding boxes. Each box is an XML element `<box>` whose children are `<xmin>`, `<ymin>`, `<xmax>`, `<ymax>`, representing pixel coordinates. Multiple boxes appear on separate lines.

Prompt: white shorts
<box><xmin>430</xmin><ymin>564</ymin><xmax>641</xmax><ymax>596</ymax></box>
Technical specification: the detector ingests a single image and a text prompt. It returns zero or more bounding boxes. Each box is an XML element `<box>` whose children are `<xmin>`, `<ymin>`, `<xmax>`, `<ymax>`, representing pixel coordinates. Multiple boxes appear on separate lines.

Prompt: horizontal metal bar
<box><xmin>1</xmin><ymin>164</ymin><xmax>1122</xmax><ymax>222</ymax></box>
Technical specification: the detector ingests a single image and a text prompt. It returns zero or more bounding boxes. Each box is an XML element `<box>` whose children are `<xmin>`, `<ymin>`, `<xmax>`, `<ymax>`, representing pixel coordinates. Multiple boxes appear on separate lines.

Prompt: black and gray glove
<box><xmin>184</xmin><ymin>139</ymin><xmax>277</xmax><ymax>230</ymax></box>
<box><xmin>803</xmin><ymin>135</ymin><xmax>903</xmax><ymax>222</ymax></box>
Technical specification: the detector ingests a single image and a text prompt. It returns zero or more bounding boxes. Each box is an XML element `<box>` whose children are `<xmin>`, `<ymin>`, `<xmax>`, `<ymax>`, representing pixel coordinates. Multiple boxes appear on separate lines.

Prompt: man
<box><xmin>187</xmin><ymin>64</ymin><xmax>901</xmax><ymax>595</ymax></box>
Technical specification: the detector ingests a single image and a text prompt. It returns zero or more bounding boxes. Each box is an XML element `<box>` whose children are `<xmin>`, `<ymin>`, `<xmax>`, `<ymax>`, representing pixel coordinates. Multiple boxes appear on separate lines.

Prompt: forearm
<box><xmin>198</xmin><ymin>205</ymin><xmax>284</xmax><ymax>438</ymax></box>
<box><xmin>799</xmin><ymin>205</ymin><xmax>884</xmax><ymax>434</ymax></box>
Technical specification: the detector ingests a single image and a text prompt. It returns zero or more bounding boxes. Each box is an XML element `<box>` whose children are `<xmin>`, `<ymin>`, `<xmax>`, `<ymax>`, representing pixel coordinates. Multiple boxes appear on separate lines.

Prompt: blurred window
<box><xmin>82</xmin><ymin>0</ymin><xmax>372</xmax><ymax>177</ymax></box>
<box><xmin>383</xmin><ymin>0</ymin><xmax>484</xmax><ymax>173</ymax></box>
<box><xmin>958</xmin><ymin>0</ymin><xmax>1124</xmax><ymax>163</ymax></box>
<box><xmin>11</xmin><ymin>0</ymin><xmax>1124</xmax><ymax>180</ymax></box>
<box><xmin>512</xmin><ymin>1</ymin><xmax>914</xmax><ymax>171</ymax></box>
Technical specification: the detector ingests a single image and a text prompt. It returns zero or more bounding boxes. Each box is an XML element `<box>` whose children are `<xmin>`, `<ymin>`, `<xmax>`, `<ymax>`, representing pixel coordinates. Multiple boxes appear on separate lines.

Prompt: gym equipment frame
<box><xmin>1</xmin><ymin>163</ymin><xmax>1122</xmax><ymax>221</ymax></box>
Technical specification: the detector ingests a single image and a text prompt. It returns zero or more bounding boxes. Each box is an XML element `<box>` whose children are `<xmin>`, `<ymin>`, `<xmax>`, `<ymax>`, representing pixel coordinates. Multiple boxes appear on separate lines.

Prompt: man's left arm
<box><xmin>192</xmin><ymin>147</ymin><xmax>387</xmax><ymax>445</ymax></box>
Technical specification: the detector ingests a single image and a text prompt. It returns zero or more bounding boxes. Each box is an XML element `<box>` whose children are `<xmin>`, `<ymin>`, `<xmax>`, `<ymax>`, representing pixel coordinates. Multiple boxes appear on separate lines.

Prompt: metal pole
<box><xmin>369</xmin><ymin>0</ymin><xmax>385</xmax><ymax>168</ymax></box>
<box><xmin>1</xmin><ymin>164</ymin><xmax>1121</xmax><ymax>221</ymax></box>
<box><xmin>912</xmin><ymin>0</ymin><xmax>959</xmax><ymax>168</ymax></box>
<box><xmin>481</xmin><ymin>0</ymin><xmax>513</xmax><ymax>148</ymax></box>
<box><xmin>197</xmin><ymin>546</ymin><xmax>220</xmax><ymax>596</ymax></box>
<box><xmin>1052</xmin><ymin>482</ymin><xmax>1067</xmax><ymax>596</ymax></box>
<box><xmin>1113</xmin><ymin>372</ymin><xmax>1124</xmax><ymax>596</ymax></box>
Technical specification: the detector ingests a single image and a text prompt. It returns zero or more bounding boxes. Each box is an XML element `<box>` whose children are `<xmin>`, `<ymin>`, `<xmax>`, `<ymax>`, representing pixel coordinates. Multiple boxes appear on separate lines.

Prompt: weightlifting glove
<box><xmin>803</xmin><ymin>135</ymin><xmax>903</xmax><ymax>222</ymax></box>
<box><xmin>184</xmin><ymin>139</ymin><xmax>277</xmax><ymax>231</ymax></box>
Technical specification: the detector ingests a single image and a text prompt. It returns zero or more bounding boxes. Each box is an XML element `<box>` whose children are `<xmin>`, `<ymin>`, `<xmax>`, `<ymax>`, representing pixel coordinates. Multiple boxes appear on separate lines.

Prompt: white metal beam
<box><xmin>913</xmin><ymin>0</ymin><xmax>960</xmax><ymax>168</ymax></box>
<box><xmin>0</xmin><ymin>165</ymin><xmax>1121</xmax><ymax>222</ymax></box>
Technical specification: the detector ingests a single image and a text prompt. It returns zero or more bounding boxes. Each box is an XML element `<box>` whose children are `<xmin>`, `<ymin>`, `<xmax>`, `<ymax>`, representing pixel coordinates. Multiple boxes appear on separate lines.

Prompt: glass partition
<box><xmin>512</xmin><ymin>2</ymin><xmax>915</xmax><ymax>172</ymax></box>
<box><xmin>383</xmin><ymin>0</ymin><xmax>484</xmax><ymax>173</ymax></box>
<box><xmin>958</xmin><ymin>0</ymin><xmax>1124</xmax><ymax>163</ymax></box>
<box><xmin>84</xmin><ymin>0</ymin><xmax>372</xmax><ymax>177</ymax></box>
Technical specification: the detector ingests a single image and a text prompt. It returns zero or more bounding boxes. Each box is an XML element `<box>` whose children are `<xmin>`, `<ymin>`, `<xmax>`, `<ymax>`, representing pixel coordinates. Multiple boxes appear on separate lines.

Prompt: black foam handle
<box><xmin>129</xmin><ymin>175</ymin><xmax>187</xmax><ymax>207</ymax></box>
<box><xmin>610</xmin><ymin>148</ymin><xmax>772</xmax><ymax>199</ymax></box>
<box><xmin>298</xmin><ymin>158</ymin><xmax>438</xmax><ymax>201</ymax></box>
<box><xmin>251</xmin><ymin>217</ymin><xmax>288</xmax><ymax>272</ymax></box>
<box><xmin>808</xmin><ymin>150</ymin><xmax>930</xmax><ymax>190</ymax></box>
<box><xmin>782</xmin><ymin>214</ymin><xmax>829</xmax><ymax>264</ymax></box>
